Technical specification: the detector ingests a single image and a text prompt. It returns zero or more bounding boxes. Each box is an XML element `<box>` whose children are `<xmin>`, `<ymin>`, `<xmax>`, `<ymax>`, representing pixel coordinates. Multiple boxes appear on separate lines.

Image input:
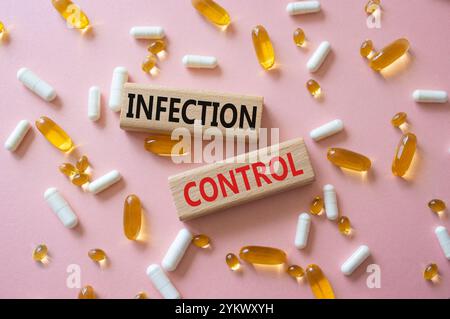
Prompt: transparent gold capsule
<box><xmin>423</xmin><ymin>263</ymin><xmax>439</xmax><ymax>281</ymax></box>
<box><xmin>35</xmin><ymin>116</ymin><xmax>73</xmax><ymax>152</ymax></box>
<box><xmin>428</xmin><ymin>199</ymin><xmax>446</xmax><ymax>214</ymax></box>
<box><xmin>360</xmin><ymin>39</ymin><xmax>374</xmax><ymax>58</ymax></box>
<box><xmin>293</xmin><ymin>28</ymin><xmax>305</xmax><ymax>47</ymax></box>
<box><xmin>88</xmin><ymin>248</ymin><xmax>107</xmax><ymax>262</ymax></box>
<box><xmin>52</xmin><ymin>0</ymin><xmax>90</xmax><ymax>30</ymax></box>
<box><xmin>148</xmin><ymin>40</ymin><xmax>166</xmax><ymax>55</ymax></box>
<box><xmin>192</xmin><ymin>234</ymin><xmax>210</xmax><ymax>248</ymax></box>
<box><xmin>71</xmin><ymin>173</ymin><xmax>89</xmax><ymax>186</ymax></box>
<box><xmin>134</xmin><ymin>292</ymin><xmax>148</xmax><ymax>299</ymax></box>
<box><xmin>310</xmin><ymin>196</ymin><xmax>324</xmax><ymax>215</ymax></box>
<box><xmin>59</xmin><ymin>163</ymin><xmax>77</xmax><ymax>177</ymax></box>
<box><xmin>239</xmin><ymin>246</ymin><xmax>287</xmax><ymax>265</ymax></box>
<box><xmin>32</xmin><ymin>244</ymin><xmax>48</xmax><ymax>262</ymax></box>
<box><xmin>337</xmin><ymin>216</ymin><xmax>352</xmax><ymax>235</ymax></box>
<box><xmin>392</xmin><ymin>133</ymin><xmax>416</xmax><ymax>177</ymax></box>
<box><xmin>123</xmin><ymin>194</ymin><xmax>143</xmax><ymax>241</ymax></box>
<box><xmin>305</xmin><ymin>264</ymin><xmax>335</xmax><ymax>299</ymax></box>
<box><xmin>0</xmin><ymin>21</ymin><xmax>6</xmax><ymax>38</ymax></box>
<box><xmin>369</xmin><ymin>38</ymin><xmax>410</xmax><ymax>71</ymax></box>
<box><xmin>327</xmin><ymin>148</ymin><xmax>372</xmax><ymax>172</ymax></box>
<box><xmin>225</xmin><ymin>253</ymin><xmax>240</xmax><ymax>271</ymax></box>
<box><xmin>191</xmin><ymin>0</ymin><xmax>231</xmax><ymax>27</ymax></box>
<box><xmin>306</xmin><ymin>79</ymin><xmax>321</xmax><ymax>98</ymax></box>
<box><xmin>287</xmin><ymin>265</ymin><xmax>304</xmax><ymax>279</ymax></box>
<box><xmin>78</xmin><ymin>285</ymin><xmax>95</xmax><ymax>299</ymax></box>
<box><xmin>391</xmin><ymin>112</ymin><xmax>407</xmax><ymax>128</ymax></box>
<box><xmin>144</xmin><ymin>134</ymin><xmax>188</xmax><ymax>156</ymax></box>
<box><xmin>365</xmin><ymin>0</ymin><xmax>381</xmax><ymax>14</ymax></box>
<box><xmin>76</xmin><ymin>155</ymin><xmax>89</xmax><ymax>172</ymax></box>
<box><xmin>141</xmin><ymin>55</ymin><xmax>157</xmax><ymax>73</ymax></box>
<box><xmin>252</xmin><ymin>25</ymin><xmax>275</xmax><ymax>70</ymax></box>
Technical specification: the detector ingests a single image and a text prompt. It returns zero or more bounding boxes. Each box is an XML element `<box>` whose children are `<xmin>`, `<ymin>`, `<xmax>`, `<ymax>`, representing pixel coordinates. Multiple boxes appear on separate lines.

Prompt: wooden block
<box><xmin>168</xmin><ymin>138</ymin><xmax>315</xmax><ymax>221</ymax></box>
<box><xmin>120</xmin><ymin>83</ymin><xmax>264</xmax><ymax>139</ymax></box>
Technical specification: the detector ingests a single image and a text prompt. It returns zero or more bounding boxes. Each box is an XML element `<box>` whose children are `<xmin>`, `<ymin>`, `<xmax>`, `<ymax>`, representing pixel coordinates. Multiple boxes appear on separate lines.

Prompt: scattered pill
<box><xmin>76</xmin><ymin>155</ymin><xmax>89</xmax><ymax>172</ymax></box>
<box><xmin>360</xmin><ymin>39</ymin><xmax>374</xmax><ymax>58</ymax></box>
<box><xmin>295</xmin><ymin>213</ymin><xmax>311</xmax><ymax>249</ymax></box>
<box><xmin>44</xmin><ymin>187</ymin><xmax>78</xmax><ymax>228</ymax></box>
<box><xmin>286</xmin><ymin>1</ymin><xmax>321</xmax><ymax>15</ymax></box>
<box><xmin>193</xmin><ymin>234</ymin><xmax>211</xmax><ymax>248</ymax></box>
<box><xmin>327</xmin><ymin>147</ymin><xmax>371</xmax><ymax>172</ymax></box>
<box><xmin>59</xmin><ymin>163</ymin><xmax>77</xmax><ymax>177</ymax></box>
<box><xmin>310</xmin><ymin>196</ymin><xmax>324</xmax><ymax>215</ymax></box>
<box><xmin>17</xmin><ymin>68</ymin><xmax>56</xmax><ymax>102</ymax></box>
<box><xmin>148</xmin><ymin>40</ymin><xmax>166</xmax><ymax>55</ymax></box>
<box><xmin>287</xmin><ymin>265</ymin><xmax>305</xmax><ymax>279</ymax></box>
<box><xmin>323</xmin><ymin>184</ymin><xmax>338</xmax><ymax>221</ymax></box>
<box><xmin>182</xmin><ymin>55</ymin><xmax>218</xmax><ymax>69</ymax></box>
<box><xmin>109</xmin><ymin>67</ymin><xmax>128</xmax><ymax>112</ymax></box>
<box><xmin>391</xmin><ymin>112</ymin><xmax>407</xmax><ymax>128</ymax></box>
<box><xmin>71</xmin><ymin>173</ymin><xmax>89</xmax><ymax>186</ymax></box>
<box><xmin>252</xmin><ymin>25</ymin><xmax>275</xmax><ymax>70</ymax></box>
<box><xmin>412</xmin><ymin>90</ymin><xmax>448</xmax><ymax>103</ymax></box>
<box><xmin>423</xmin><ymin>263</ymin><xmax>439</xmax><ymax>281</ymax></box>
<box><xmin>306</xmin><ymin>79</ymin><xmax>321</xmax><ymax>98</ymax></box>
<box><xmin>134</xmin><ymin>292</ymin><xmax>148</xmax><ymax>299</ymax></box>
<box><xmin>32</xmin><ymin>244</ymin><xmax>48</xmax><ymax>262</ymax></box>
<box><xmin>191</xmin><ymin>0</ymin><xmax>231</xmax><ymax>26</ymax></box>
<box><xmin>88</xmin><ymin>249</ymin><xmax>107</xmax><ymax>262</ymax></box>
<box><xmin>428</xmin><ymin>199</ymin><xmax>446</xmax><ymax>215</ymax></box>
<box><xmin>341</xmin><ymin>245</ymin><xmax>371</xmax><ymax>275</ymax></box>
<box><xmin>369</xmin><ymin>38</ymin><xmax>409</xmax><ymax>71</ymax></box>
<box><xmin>162</xmin><ymin>228</ymin><xmax>193</xmax><ymax>272</ymax></box>
<box><xmin>239</xmin><ymin>246</ymin><xmax>287</xmax><ymax>265</ymax></box>
<box><xmin>129</xmin><ymin>26</ymin><xmax>164</xmax><ymax>39</ymax></box>
<box><xmin>35</xmin><ymin>116</ymin><xmax>73</xmax><ymax>152</ymax></box>
<box><xmin>307</xmin><ymin>41</ymin><xmax>331</xmax><ymax>73</ymax></box>
<box><xmin>337</xmin><ymin>216</ymin><xmax>352</xmax><ymax>235</ymax></box>
<box><xmin>4</xmin><ymin>120</ymin><xmax>31</xmax><ymax>152</ymax></box>
<box><xmin>146</xmin><ymin>264</ymin><xmax>181</xmax><ymax>299</ymax></box>
<box><xmin>78</xmin><ymin>285</ymin><xmax>95</xmax><ymax>299</ymax></box>
<box><xmin>142</xmin><ymin>55</ymin><xmax>157</xmax><ymax>73</ymax></box>
<box><xmin>51</xmin><ymin>0</ymin><xmax>90</xmax><ymax>30</ymax></box>
<box><xmin>305</xmin><ymin>264</ymin><xmax>335</xmax><ymax>299</ymax></box>
<box><xmin>123</xmin><ymin>194</ymin><xmax>143</xmax><ymax>240</ymax></box>
<box><xmin>435</xmin><ymin>226</ymin><xmax>450</xmax><ymax>260</ymax></box>
<box><xmin>293</xmin><ymin>28</ymin><xmax>306</xmax><ymax>47</ymax></box>
<box><xmin>365</xmin><ymin>0</ymin><xmax>381</xmax><ymax>14</ymax></box>
<box><xmin>391</xmin><ymin>133</ymin><xmax>416</xmax><ymax>177</ymax></box>
<box><xmin>0</xmin><ymin>21</ymin><xmax>5</xmax><ymax>37</ymax></box>
<box><xmin>87</xmin><ymin>170</ymin><xmax>121</xmax><ymax>194</ymax></box>
<box><xmin>310</xmin><ymin>119</ymin><xmax>344</xmax><ymax>141</ymax></box>
<box><xmin>88</xmin><ymin>86</ymin><xmax>101</xmax><ymax>121</ymax></box>
<box><xmin>144</xmin><ymin>135</ymin><xmax>188</xmax><ymax>156</ymax></box>
<box><xmin>226</xmin><ymin>253</ymin><xmax>240</xmax><ymax>271</ymax></box>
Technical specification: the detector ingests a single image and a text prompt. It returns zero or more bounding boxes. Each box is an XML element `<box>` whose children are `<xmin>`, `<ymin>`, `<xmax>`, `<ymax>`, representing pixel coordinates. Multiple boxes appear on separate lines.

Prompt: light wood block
<box><xmin>120</xmin><ymin>83</ymin><xmax>263</xmax><ymax>139</ymax></box>
<box><xmin>168</xmin><ymin>138</ymin><xmax>315</xmax><ymax>221</ymax></box>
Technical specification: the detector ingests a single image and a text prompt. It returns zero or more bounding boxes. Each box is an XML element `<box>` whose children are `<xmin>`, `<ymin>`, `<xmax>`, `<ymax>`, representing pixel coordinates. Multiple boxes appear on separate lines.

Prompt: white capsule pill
<box><xmin>435</xmin><ymin>226</ymin><xmax>450</xmax><ymax>260</ymax></box>
<box><xmin>310</xmin><ymin>119</ymin><xmax>344</xmax><ymax>141</ymax></box>
<box><xmin>130</xmin><ymin>26</ymin><xmax>165</xmax><ymax>39</ymax></box>
<box><xmin>182</xmin><ymin>55</ymin><xmax>218</xmax><ymax>69</ymax></box>
<box><xmin>412</xmin><ymin>90</ymin><xmax>448</xmax><ymax>103</ymax></box>
<box><xmin>4</xmin><ymin>120</ymin><xmax>31</xmax><ymax>152</ymax></box>
<box><xmin>162</xmin><ymin>228</ymin><xmax>193</xmax><ymax>272</ymax></box>
<box><xmin>286</xmin><ymin>1</ymin><xmax>321</xmax><ymax>15</ymax></box>
<box><xmin>341</xmin><ymin>245</ymin><xmax>371</xmax><ymax>275</ymax></box>
<box><xmin>307</xmin><ymin>41</ymin><xmax>331</xmax><ymax>73</ymax></box>
<box><xmin>17</xmin><ymin>67</ymin><xmax>56</xmax><ymax>102</ymax></box>
<box><xmin>109</xmin><ymin>67</ymin><xmax>128</xmax><ymax>112</ymax></box>
<box><xmin>44</xmin><ymin>188</ymin><xmax>78</xmax><ymax>228</ymax></box>
<box><xmin>88</xmin><ymin>86</ymin><xmax>101</xmax><ymax>121</ymax></box>
<box><xmin>295</xmin><ymin>213</ymin><xmax>311</xmax><ymax>249</ymax></box>
<box><xmin>323</xmin><ymin>184</ymin><xmax>338</xmax><ymax>221</ymax></box>
<box><xmin>87</xmin><ymin>170</ymin><xmax>121</xmax><ymax>194</ymax></box>
<box><xmin>146</xmin><ymin>264</ymin><xmax>181</xmax><ymax>299</ymax></box>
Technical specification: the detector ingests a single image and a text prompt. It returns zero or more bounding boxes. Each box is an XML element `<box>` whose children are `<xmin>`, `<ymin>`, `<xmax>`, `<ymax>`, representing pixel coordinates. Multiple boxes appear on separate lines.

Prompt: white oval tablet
<box><xmin>341</xmin><ymin>245</ymin><xmax>371</xmax><ymax>275</ymax></box>
<box><xmin>307</xmin><ymin>41</ymin><xmax>331</xmax><ymax>73</ymax></box>
<box><xmin>4</xmin><ymin>120</ymin><xmax>31</xmax><ymax>152</ymax></box>
<box><xmin>109</xmin><ymin>67</ymin><xmax>128</xmax><ymax>112</ymax></box>
<box><xmin>130</xmin><ymin>26</ymin><xmax>165</xmax><ymax>39</ymax></box>
<box><xmin>146</xmin><ymin>264</ymin><xmax>181</xmax><ymax>299</ymax></box>
<box><xmin>182</xmin><ymin>55</ymin><xmax>218</xmax><ymax>69</ymax></box>
<box><xmin>88</xmin><ymin>86</ymin><xmax>101</xmax><ymax>121</ymax></box>
<box><xmin>44</xmin><ymin>188</ymin><xmax>78</xmax><ymax>228</ymax></box>
<box><xmin>17</xmin><ymin>67</ymin><xmax>56</xmax><ymax>102</ymax></box>
<box><xmin>162</xmin><ymin>228</ymin><xmax>193</xmax><ymax>271</ymax></box>
<box><xmin>323</xmin><ymin>184</ymin><xmax>338</xmax><ymax>221</ymax></box>
<box><xmin>412</xmin><ymin>90</ymin><xmax>448</xmax><ymax>103</ymax></box>
<box><xmin>310</xmin><ymin>119</ymin><xmax>344</xmax><ymax>141</ymax></box>
<box><xmin>87</xmin><ymin>170</ymin><xmax>121</xmax><ymax>194</ymax></box>
<box><xmin>294</xmin><ymin>213</ymin><xmax>311</xmax><ymax>249</ymax></box>
<box><xmin>435</xmin><ymin>226</ymin><xmax>450</xmax><ymax>260</ymax></box>
<box><xmin>286</xmin><ymin>1</ymin><xmax>321</xmax><ymax>15</ymax></box>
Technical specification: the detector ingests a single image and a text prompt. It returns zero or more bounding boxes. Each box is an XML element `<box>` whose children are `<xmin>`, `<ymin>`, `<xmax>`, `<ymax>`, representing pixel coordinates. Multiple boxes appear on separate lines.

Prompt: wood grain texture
<box><xmin>169</xmin><ymin>138</ymin><xmax>315</xmax><ymax>221</ymax></box>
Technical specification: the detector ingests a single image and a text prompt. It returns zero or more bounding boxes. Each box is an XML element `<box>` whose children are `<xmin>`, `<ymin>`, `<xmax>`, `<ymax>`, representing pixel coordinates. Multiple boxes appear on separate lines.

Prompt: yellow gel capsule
<box><xmin>123</xmin><ymin>194</ymin><xmax>142</xmax><ymax>240</ymax></box>
<box><xmin>51</xmin><ymin>0</ymin><xmax>90</xmax><ymax>30</ymax></box>
<box><xmin>252</xmin><ymin>25</ymin><xmax>275</xmax><ymax>70</ymax></box>
<box><xmin>428</xmin><ymin>199</ymin><xmax>446</xmax><ymax>214</ymax></box>
<box><xmin>391</xmin><ymin>133</ymin><xmax>416</xmax><ymax>177</ymax></box>
<box><xmin>191</xmin><ymin>0</ymin><xmax>231</xmax><ymax>26</ymax></box>
<box><xmin>306</xmin><ymin>79</ymin><xmax>321</xmax><ymax>97</ymax></box>
<box><xmin>337</xmin><ymin>216</ymin><xmax>352</xmax><ymax>235</ymax></box>
<box><xmin>225</xmin><ymin>253</ymin><xmax>240</xmax><ymax>271</ymax></box>
<box><xmin>239</xmin><ymin>246</ymin><xmax>287</xmax><ymax>265</ymax></box>
<box><xmin>310</xmin><ymin>196</ymin><xmax>324</xmax><ymax>216</ymax></box>
<box><xmin>144</xmin><ymin>135</ymin><xmax>187</xmax><ymax>156</ymax></box>
<box><xmin>141</xmin><ymin>55</ymin><xmax>157</xmax><ymax>74</ymax></box>
<box><xmin>35</xmin><ymin>116</ymin><xmax>73</xmax><ymax>152</ymax></box>
<box><xmin>293</xmin><ymin>28</ymin><xmax>305</xmax><ymax>47</ymax></box>
<box><xmin>365</xmin><ymin>0</ymin><xmax>381</xmax><ymax>14</ymax></box>
<box><xmin>148</xmin><ymin>40</ymin><xmax>166</xmax><ymax>55</ymax></box>
<box><xmin>32</xmin><ymin>244</ymin><xmax>48</xmax><ymax>261</ymax></box>
<box><xmin>305</xmin><ymin>264</ymin><xmax>335</xmax><ymax>299</ymax></box>
<box><xmin>391</xmin><ymin>112</ymin><xmax>407</xmax><ymax>128</ymax></box>
<box><xmin>0</xmin><ymin>21</ymin><xmax>5</xmax><ymax>37</ymax></box>
<box><xmin>193</xmin><ymin>234</ymin><xmax>211</xmax><ymax>248</ymax></box>
<box><xmin>59</xmin><ymin>163</ymin><xmax>77</xmax><ymax>177</ymax></box>
<box><xmin>287</xmin><ymin>265</ymin><xmax>304</xmax><ymax>279</ymax></box>
<box><xmin>360</xmin><ymin>39</ymin><xmax>373</xmax><ymax>58</ymax></box>
<box><xmin>78</xmin><ymin>285</ymin><xmax>95</xmax><ymax>299</ymax></box>
<box><xmin>423</xmin><ymin>263</ymin><xmax>439</xmax><ymax>281</ymax></box>
<box><xmin>327</xmin><ymin>148</ymin><xmax>371</xmax><ymax>172</ymax></box>
<box><xmin>369</xmin><ymin>38</ymin><xmax>410</xmax><ymax>71</ymax></box>
<box><xmin>134</xmin><ymin>292</ymin><xmax>148</xmax><ymax>299</ymax></box>
<box><xmin>71</xmin><ymin>173</ymin><xmax>89</xmax><ymax>186</ymax></box>
<box><xmin>76</xmin><ymin>155</ymin><xmax>89</xmax><ymax>172</ymax></box>
<box><xmin>88</xmin><ymin>249</ymin><xmax>106</xmax><ymax>262</ymax></box>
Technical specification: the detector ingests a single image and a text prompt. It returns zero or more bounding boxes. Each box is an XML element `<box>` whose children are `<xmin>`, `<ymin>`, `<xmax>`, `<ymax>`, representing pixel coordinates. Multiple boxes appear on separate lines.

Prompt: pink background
<box><xmin>0</xmin><ymin>0</ymin><xmax>449</xmax><ymax>299</ymax></box>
